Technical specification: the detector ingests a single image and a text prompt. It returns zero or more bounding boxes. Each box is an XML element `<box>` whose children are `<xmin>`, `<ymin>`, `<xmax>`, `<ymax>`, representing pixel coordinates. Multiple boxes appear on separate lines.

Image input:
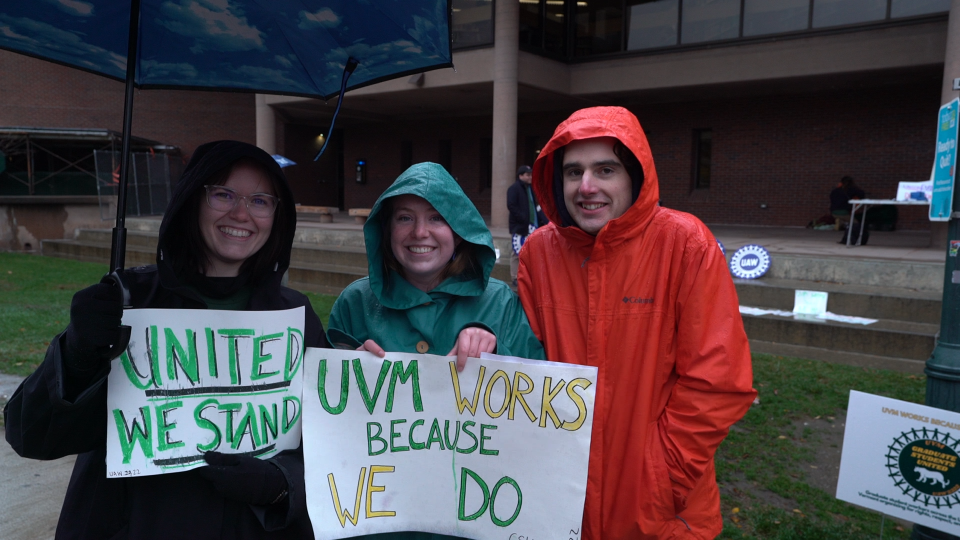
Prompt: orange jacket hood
<box><xmin>533</xmin><ymin>106</ymin><xmax>659</xmax><ymax>244</ymax></box>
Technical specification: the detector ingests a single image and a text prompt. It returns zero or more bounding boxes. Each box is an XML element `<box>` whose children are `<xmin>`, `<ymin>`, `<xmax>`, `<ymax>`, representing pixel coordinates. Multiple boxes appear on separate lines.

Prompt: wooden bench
<box><xmin>297</xmin><ymin>205</ymin><xmax>339</xmax><ymax>223</ymax></box>
<box><xmin>348</xmin><ymin>208</ymin><xmax>371</xmax><ymax>224</ymax></box>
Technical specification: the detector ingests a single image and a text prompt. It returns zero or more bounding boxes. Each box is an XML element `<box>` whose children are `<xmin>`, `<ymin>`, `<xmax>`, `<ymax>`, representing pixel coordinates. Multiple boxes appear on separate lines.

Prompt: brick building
<box><xmin>0</xmin><ymin>48</ymin><xmax>256</xmax><ymax>250</ymax></box>
<box><xmin>259</xmin><ymin>0</ymin><xmax>954</xmax><ymax>233</ymax></box>
<box><xmin>1</xmin><ymin>0</ymin><xmax>953</xmax><ymax>243</ymax></box>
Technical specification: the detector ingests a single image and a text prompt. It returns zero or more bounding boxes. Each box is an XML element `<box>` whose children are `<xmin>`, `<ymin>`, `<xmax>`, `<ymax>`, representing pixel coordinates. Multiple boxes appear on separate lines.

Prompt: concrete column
<box><xmin>255</xmin><ymin>94</ymin><xmax>276</xmax><ymax>155</ymax></box>
<box><xmin>491</xmin><ymin>0</ymin><xmax>519</xmax><ymax>229</ymax></box>
<box><xmin>932</xmin><ymin>0</ymin><xmax>960</xmax><ymax>248</ymax></box>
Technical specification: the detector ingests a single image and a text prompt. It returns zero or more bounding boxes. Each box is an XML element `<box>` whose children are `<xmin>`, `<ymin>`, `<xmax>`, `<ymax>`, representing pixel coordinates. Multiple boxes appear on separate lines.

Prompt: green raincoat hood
<box><xmin>363</xmin><ymin>162</ymin><xmax>497</xmax><ymax>308</ymax></box>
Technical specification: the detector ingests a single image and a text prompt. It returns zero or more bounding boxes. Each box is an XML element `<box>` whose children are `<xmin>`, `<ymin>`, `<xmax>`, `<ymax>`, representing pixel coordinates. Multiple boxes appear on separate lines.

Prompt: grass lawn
<box><xmin>0</xmin><ymin>253</ymin><xmax>339</xmax><ymax>377</ymax></box>
<box><xmin>0</xmin><ymin>253</ymin><xmax>931</xmax><ymax>539</ymax></box>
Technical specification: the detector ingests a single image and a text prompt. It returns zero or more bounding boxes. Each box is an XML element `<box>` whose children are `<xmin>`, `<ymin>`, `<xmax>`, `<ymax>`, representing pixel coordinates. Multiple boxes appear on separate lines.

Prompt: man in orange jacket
<box><xmin>518</xmin><ymin>107</ymin><xmax>756</xmax><ymax>539</ymax></box>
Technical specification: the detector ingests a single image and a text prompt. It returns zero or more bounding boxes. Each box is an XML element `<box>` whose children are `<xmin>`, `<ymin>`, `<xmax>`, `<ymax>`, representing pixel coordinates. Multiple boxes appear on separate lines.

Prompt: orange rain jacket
<box><xmin>518</xmin><ymin>107</ymin><xmax>756</xmax><ymax>539</ymax></box>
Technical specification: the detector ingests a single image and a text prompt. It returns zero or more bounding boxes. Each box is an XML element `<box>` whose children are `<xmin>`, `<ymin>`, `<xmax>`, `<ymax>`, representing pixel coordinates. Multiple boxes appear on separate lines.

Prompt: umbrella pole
<box><xmin>101</xmin><ymin>0</ymin><xmax>141</xmax><ymax>359</ymax></box>
<box><xmin>110</xmin><ymin>0</ymin><xmax>142</xmax><ymax>274</ymax></box>
<box><xmin>314</xmin><ymin>57</ymin><xmax>359</xmax><ymax>161</ymax></box>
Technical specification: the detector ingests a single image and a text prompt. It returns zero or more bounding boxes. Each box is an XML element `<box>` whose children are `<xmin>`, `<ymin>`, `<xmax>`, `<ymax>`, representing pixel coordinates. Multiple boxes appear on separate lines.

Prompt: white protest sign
<box><xmin>794</xmin><ymin>290</ymin><xmax>828</xmax><ymax>317</ymax></box>
<box><xmin>302</xmin><ymin>349</ymin><xmax>596</xmax><ymax>540</ymax></box>
<box><xmin>837</xmin><ymin>391</ymin><xmax>960</xmax><ymax>535</ymax></box>
<box><xmin>106</xmin><ymin>307</ymin><xmax>305</xmax><ymax>478</ymax></box>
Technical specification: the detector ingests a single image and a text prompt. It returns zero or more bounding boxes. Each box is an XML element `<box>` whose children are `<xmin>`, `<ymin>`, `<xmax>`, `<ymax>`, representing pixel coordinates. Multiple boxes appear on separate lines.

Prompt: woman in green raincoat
<box><xmin>328</xmin><ymin>162</ymin><xmax>544</xmax><ymax>370</ymax></box>
<box><xmin>326</xmin><ymin>163</ymin><xmax>545</xmax><ymax>540</ymax></box>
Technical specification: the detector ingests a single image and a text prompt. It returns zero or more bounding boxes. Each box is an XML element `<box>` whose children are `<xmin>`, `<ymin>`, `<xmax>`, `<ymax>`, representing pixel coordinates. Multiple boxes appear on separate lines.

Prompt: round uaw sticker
<box><xmin>512</xmin><ymin>224</ymin><xmax>537</xmax><ymax>255</ymax></box>
<box><xmin>729</xmin><ymin>244</ymin><xmax>770</xmax><ymax>279</ymax></box>
<box><xmin>887</xmin><ymin>428</ymin><xmax>960</xmax><ymax>506</ymax></box>
<box><xmin>717</xmin><ymin>239</ymin><xmax>726</xmax><ymax>257</ymax></box>
<box><xmin>511</xmin><ymin>234</ymin><xmax>525</xmax><ymax>255</ymax></box>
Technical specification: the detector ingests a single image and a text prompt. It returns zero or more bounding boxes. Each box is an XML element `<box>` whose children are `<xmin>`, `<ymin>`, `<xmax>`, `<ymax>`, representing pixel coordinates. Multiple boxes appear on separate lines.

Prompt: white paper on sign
<box><xmin>105</xmin><ymin>307</ymin><xmax>305</xmax><ymax>478</ymax></box>
<box><xmin>837</xmin><ymin>391</ymin><xmax>960</xmax><ymax>536</ymax></box>
<box><xmin>301</xmin><ymin>349</ymin><xmax>597</xmax><ymax>540</ymax></box>
<box><xmin>794</xmin><ymin>290</ymin><xmax>828</xmax><ymax>316</ymax></box>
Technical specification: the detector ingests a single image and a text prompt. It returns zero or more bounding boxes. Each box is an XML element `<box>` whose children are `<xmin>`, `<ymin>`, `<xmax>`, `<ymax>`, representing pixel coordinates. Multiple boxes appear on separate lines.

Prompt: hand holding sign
<box><xmin>64</xmin><ymin>282</ymin><xmax>123</xmax><ymax>371</ymax></box>
<box><xmin>199</xmin><ymin>451</ymin><xmax>288</xmax><ymax>506</ymax></box>
<box><xmin>447</xmin><ymin>327</ymin><xmax>496</xmax><ymax>372</ymax></box>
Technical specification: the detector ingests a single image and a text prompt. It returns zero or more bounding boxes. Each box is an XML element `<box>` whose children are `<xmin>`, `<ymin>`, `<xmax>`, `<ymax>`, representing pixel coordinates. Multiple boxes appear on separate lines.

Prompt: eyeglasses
<box><xmin>204</xmin><ymin>185</ymin><xmax>279</xmax><ymax>218</ymax></box>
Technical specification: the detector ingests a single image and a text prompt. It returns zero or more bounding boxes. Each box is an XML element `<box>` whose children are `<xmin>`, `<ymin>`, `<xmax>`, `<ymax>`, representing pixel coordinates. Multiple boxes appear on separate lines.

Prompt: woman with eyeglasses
<box><xmin>4</xmin><ymin>141</ymin><xmax>326</xmax><ymax>539</ymax></box>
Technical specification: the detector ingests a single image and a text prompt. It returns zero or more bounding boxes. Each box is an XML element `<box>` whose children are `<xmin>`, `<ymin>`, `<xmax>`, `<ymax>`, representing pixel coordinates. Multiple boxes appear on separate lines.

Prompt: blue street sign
<box><xmin>930</xmin><ymin>98</ymin><xmax>959</xmax><ymax>221</ymax></box>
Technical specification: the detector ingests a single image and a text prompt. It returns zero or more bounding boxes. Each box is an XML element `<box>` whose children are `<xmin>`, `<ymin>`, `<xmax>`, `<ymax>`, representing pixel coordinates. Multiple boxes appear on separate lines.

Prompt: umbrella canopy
<box><xmin>0</xmin><ymin>0</ymin><xmax>452</xmax><ymax>99</ymax></box>
<box><xmin>0</xmin><ymin>1</ymin><xmax>451</xmax><ymax>358</ymax></box>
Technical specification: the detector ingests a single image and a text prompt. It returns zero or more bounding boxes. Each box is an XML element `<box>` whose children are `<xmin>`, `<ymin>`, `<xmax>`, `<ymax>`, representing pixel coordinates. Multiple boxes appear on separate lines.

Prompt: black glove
<box><xmin>63</xmin><ymin>282</ymin><xmax>123</xmax><ymax>373</ymax></box>
<box><xmin>198</xmin><ymin>451</ymin><xmax>289</xmax><ymax>506</ymax></box>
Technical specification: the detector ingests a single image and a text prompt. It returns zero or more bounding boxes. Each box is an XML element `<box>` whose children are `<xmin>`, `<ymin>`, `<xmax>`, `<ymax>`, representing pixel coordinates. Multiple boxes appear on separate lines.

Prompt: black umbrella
<box><xmin>0</xmin><ymin>0</ymin><xmax>453</xmax><ymax>351</ymax></box>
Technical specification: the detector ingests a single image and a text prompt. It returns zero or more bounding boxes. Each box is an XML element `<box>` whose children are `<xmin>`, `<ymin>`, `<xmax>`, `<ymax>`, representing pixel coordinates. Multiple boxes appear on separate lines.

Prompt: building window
<box><xmin>891</xmin><ymin>0</ymin><xmax>951</xmax><ymax>17</ymax></box>
<box><xmin>532</xmin><ymin>0</ymin><xmax>947</xmax><ymax>59</ymax></box>
<box><xmin>479</xmin><ymin>138</ymin><xmax>492</xmax><ymax>192</ymax></box>
<box><xmin>681</xmin><ymin>0</ymin><xmax>741</xmax><ymax>44</ymax></box>
<box><xmin>692</xmin><ymin>129</ymin><xmax>712</xmax><ymax>190</ymax></box>
<box><xmin>575</xmin><ymin>0</ymin><xmax>624</xmax><ymax>56</ymax></box>
<box><xmin>812</xmin><ymin>0</ymin><xmax>886</xmax><ymax>28</ymax></box>
<box><xmin>743</xmin><ymin>0</ymin><xmax>809</xmax><ymax>37</ymax></box>
<box><xmin>520</xmin><ymin>0</ymin><xmax>544</xmax><ymax>48</ymax></box>
<box><xmin>439</xmin><ymin>139</ymin><xmax>453</xmax><ymax>175</ymax></box>
<box><xmin>627</xmin><ymin>0</ymin><xmax>679</xmax><ymax>50</ymax></box>
<box><xmin>401</xmin><ymin>141</ymin><xmax>412</xmax><ymax>171</ymax></box>
<box><xmin>451</xmin><ymin>0</ymin><xmax>494</xmax><ymax>49</ymax></box>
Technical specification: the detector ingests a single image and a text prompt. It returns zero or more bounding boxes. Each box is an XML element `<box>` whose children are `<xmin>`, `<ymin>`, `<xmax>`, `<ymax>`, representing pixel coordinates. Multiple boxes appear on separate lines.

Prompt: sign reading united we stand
<box><xmin>302</xmin><ymin>349</ymin><xmax>597</xmax><ymax>540</ymax></box>
<box><xmin>105</xmin><ymin>307</ymin><xmax>306</xmax><ymax>478</ymax></box>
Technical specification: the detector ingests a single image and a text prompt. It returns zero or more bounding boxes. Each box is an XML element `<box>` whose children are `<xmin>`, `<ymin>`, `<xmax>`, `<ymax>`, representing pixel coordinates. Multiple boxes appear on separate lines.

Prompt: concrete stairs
<box><xmin>41</xmin><ymin>219</ymin><xmax>943</xmax><ymax>373</ymax></box>
<box><xmin>41</xmin><ymin>218</ymin><xmax>515</xmax><ymax>297</ymax></box>
<box><xmin>735</xmin><ymin>272</ymin><xmax>942</xmax><ymax>374</ymax></box>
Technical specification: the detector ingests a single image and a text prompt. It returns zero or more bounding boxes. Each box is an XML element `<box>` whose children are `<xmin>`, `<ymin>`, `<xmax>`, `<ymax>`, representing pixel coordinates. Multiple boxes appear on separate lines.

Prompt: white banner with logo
<box><xmin>837</xmin><ymin>390</ymin><xmax>960</xmax><ymax>535</ymax></box>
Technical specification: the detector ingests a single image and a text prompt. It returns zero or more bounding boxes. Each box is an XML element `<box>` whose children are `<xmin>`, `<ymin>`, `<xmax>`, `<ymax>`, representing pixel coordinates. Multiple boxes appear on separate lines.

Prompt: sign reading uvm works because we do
<box><xmin>837</xmin><ymin>391</ymin><xmax>960</xmax><ymax>535</ymax></box>
<box><xmin>302</xmin><ymin>349</ymin><xmax>597</xmax><ymax>540</ymax></box>
<box><xmin>106</xmin><ymin>307</ymin><xmax>305</xmax><ymax>477</ymax></box>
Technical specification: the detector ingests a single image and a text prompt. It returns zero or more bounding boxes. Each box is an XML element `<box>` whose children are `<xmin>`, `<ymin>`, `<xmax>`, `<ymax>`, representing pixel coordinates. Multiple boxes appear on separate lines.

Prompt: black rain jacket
<box><xmin>4</xmin><ymin>140</ymin><xmax>327</xmax><ymax>540</ymax></box>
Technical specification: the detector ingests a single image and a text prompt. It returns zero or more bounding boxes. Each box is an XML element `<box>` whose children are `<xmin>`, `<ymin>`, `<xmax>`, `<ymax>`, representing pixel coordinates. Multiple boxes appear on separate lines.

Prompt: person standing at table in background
<box><xmin>507</xmin><ymin>165</ymin><xmax>548</xmax><ymax>287</ymax></box>
<box><xmin>519</xmin><ymin>107</ymin><xmax>756</xmax><ymax>539</ymax></box>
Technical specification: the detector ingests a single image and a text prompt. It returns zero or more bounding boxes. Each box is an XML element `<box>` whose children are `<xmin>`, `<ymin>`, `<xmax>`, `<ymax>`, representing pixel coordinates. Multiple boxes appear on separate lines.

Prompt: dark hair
<box><xmin>167</xmin><ymin>157</ymin><xmax>290</xmax><ymax>283</ymax></box>
<box><xmin>378</xmin><ymin>197</ymin><xmax>481</xmax><ymax>288</ymax></box>
<box><xmin>551</xmin><ymin>139</ymin><xmax>644</xmax><ymax>227</ymax></box>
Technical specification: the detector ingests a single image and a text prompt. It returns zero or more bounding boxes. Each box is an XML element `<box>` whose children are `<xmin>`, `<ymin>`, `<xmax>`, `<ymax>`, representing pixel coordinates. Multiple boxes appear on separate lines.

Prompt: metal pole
<box><xmin>914</xmin><ymin>2</ymin><xmax>960</xmax><ymax>538</ymax></box>
<box><xmin>110</xmin><ymin>0</ymin><xmax>142</xmax><ymax>273</ymax></box>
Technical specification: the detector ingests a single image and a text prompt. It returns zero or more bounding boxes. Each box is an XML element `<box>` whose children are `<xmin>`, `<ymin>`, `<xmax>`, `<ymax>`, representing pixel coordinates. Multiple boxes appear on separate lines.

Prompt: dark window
<box><xmin>401</xmin><ymin>141</ymin><xmax>413</xmax><ymax>171</ymax></box>
<box><xmin>891</xmin><ymin>0</ymin><xmax>951</xmax><ymax>17</ymax></box>
<box><xmin>681</xmin><ymin>0</ymin><xmax>741</xmax><ymax>43</ymax></box>
<box><xmin>528</xmin><ymin>0</ymin><xmax>949</xmax><ymax>60</ymax></box>
<box><xmin>626</xmin><ymin>0</ymin><xmax>679</xmax><ymax>50</ymax></box>
<box><xmin>543</xmin><ymin>0</ymin><xmax>568</xmax><ymax>54</ymax></box>
<box><xmin>812</xmin><ymin>0</ymin><xmax>886</xmax><ymax>28</ymax></box>
<box><xmin>439</xmin><ymin>139</ymin><xmax>453</xmax><ymax>175</ymax></box>
<box><xmin>575</xmin><ymin>0</ymin><xmax>624</xmax><ymax>56</ymax></box>
<box><xmin>692</xmin><ymin>129</ymin><xmax>712</xmax><ymax>190</ymax></box>
<box><xmin>451</xmin><ymin>0</ymin><xmax>494</xmax><ymax>48</ymax></box>
<box><xmin>520</xmin><ymin>0</ymin><xmax>543</xmax><ymax>47</ymax></box>
<box><xmin>479</xmin><ymin>138</ymin><xmax>492</xmax><ymax>192</ymax></box>
<box><xmin>743</xmin><ymin>0</ymin><xmax>808</xmax><ymax>36</ymax></box>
